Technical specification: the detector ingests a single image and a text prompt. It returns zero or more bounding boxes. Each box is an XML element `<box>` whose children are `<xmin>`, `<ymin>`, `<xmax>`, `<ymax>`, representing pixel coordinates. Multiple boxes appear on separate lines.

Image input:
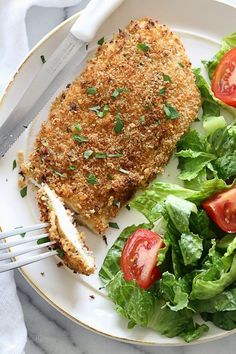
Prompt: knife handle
<box><xmin>70</xmin><ymin>0</ymin><xmax>125</xmax><ymax>42</ymax></box>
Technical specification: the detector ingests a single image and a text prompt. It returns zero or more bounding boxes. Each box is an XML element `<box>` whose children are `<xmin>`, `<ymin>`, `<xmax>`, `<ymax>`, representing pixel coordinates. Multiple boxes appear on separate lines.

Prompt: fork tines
<box><xmin>0</xmin><ymin>222</ymin><xmax>57</xmax><ymax>273</ymax></box>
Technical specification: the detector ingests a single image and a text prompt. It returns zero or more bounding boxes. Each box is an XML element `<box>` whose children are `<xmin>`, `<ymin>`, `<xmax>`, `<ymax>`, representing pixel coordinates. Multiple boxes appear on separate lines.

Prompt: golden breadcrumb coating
<box><xmin>24</xmin><ymin>18</ymin><xmax>201</xmax><ymax>234</ymax></box>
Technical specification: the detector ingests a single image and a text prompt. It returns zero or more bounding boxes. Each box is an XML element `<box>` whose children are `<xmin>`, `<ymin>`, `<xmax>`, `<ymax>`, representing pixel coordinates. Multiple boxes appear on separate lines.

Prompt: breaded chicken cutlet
<box><xmin>23</xmin><ymin>18</ymin><xmax>200</xmax><ymax>238</ymax></box>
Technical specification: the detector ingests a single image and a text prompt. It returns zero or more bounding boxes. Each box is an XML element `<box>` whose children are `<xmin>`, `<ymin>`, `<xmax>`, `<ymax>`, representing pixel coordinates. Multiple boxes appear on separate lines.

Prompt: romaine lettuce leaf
<box><xmin>184</xmin><ymin>169</ymin><xmax>209</xmax><ymax>191</ymax></box>
<box><xmin>209</xmin><ymin>123</ymin><xmax>236</xmax><ymax>155</ymax></box>
<box><xmin>159</xmin><ymin>271</ymin><xmax>190</xmax><ymax>311</ymax></box>
<box><xmin>179</xmin><ymin>233</ymin><xmax>203</xmax><ymax>266</ymax></box>
<box><xmin>176</xmin><ymin>127</ymin><xmax>215</xmax><ymax>183</ymax></box>
<box><xmin>201</xmin><ymin>311</ymin><xmax>236</xmax><ymax>330</ymax></box>
<box><xmin>130</xmin><ymin>182</ymin><xmax>198</xmax><ymax>222</ymax></box>
<box><xmin>99</xmin><ymin>224</ymin><xmax>150</xmax><ymax>285</ymax></box>
<box><xmin>193</xmin><ymin>68</ymin><xmax>219</xmax><ymax>107</ymax></box>
<box><xmin>202</xmin><ymin>100</ymin><xmax>221</xmax><ymax>119</ymax></box>
<box><xmin>191</xmin><ymin>254</ymin><xmax>236</xmax><ymax>300</ymax></box>
<box><xmin>130</xmin><ymin>179</ymin><xmax>229</xmax><ymax>222</ymax></box>
<box><xmin>156</xmin><ymin>242</ymin><xmax>170</xmax><ymax>267</ymax></box>
<box><xmin>107</xmin><ymin>271</ymin><xmax>209</xmax><ymax>342</ymax></box>
<box><xmin>153</xmin><ymin>217</ymin><xmax>170</xmax><ymax>266</ymax></box>
<box><xmin>193</xmin><ymin>67</ymin><xmax>225</xmax><ymax>123</ymax></box>
<box><xmin>107</xmin><ymin>271</ymin><xmax>197</xmax><ymax>339</ymax></box>
<box><xmin>191</xmin><ymin>288</ymin><xmax>236</xmax><ymax>313</ymax></box>
<box><xmin>209</xmin><ymin>123</ymin><xmax>236</xmax><ymax>179</ymax></box>
<box><xmin>189</xmin><ymin>209</ymin><xmax>213</xmax><ymax>239</ymax></box>
<box><xmin>225</xmin><ymin>236</ymin><xmax>236</xmax><ymax>258</ymax></box>
<box><xmin>203</xmin><ymin>32</ymin><xmax>236</xmax><ymax>79</ymax></box>
<box><xmin>213</xmin><ymin>155</ymin><xmax>236</xmax><ymax>180</ymax></box>
<box><xmin>217</xmin><ymin>234</ymin><xmax>236</xmax><ymax>251</ymax></box>
<box><xmin>177</xmin><ymin>129</ymin><xmax>206</xmax><ymax>152</ymax></box>
<box><xmin>203</xmin><ymin>115</ymin><xmax>227</xmax><ymax>135</ymax></box>
<box><xmin>177</xmin><ymin>122</ymin><xmax>236</xmax><ymax>182</ymax></box>
<box><xmin>180</xmin><ymin>323</ymin><xmax>209</xmax><ymax>342</ymax></box>
<box><xmin>165</xmin><ymin>196</ymin><xmax>197</xmax><ymax>233</ymax></box>
<box><xmin>157</xmin><ymin>196</ymin><xmax>201</xmax><ymax>277</ymax></box>
<box><xmin>176</xmin><ymin>150</ymin><xmax>216</xmax><ymax>181</ymax></box>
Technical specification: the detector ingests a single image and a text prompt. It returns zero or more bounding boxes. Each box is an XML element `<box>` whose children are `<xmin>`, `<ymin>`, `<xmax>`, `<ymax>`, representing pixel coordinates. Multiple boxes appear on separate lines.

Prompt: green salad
<box><xmin>99</xmin><ymin>33</ymin><xmax>236</xmax><ymax>342</ymax></box>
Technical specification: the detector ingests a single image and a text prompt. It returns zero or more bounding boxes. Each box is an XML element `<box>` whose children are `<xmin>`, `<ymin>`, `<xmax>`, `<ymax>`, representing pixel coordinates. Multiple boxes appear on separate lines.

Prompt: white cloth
<box><xmin>0</xmin><ymin>2</ymin><xmax>82</xmax><ymax>353</ymax></box>
<box><xmin>0</xmin><ymin>271</ymin><xmax>27</xmax><ymax>354</ymax></box>
<box><xmin>0</xmin><ymin>0</ymin><xmax>83</xmax><ymax>94</ymax></box>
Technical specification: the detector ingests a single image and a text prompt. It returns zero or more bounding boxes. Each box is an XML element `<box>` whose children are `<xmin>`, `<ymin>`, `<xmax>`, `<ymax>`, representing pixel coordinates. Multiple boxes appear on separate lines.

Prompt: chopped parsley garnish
<box><xmin>119</xmin><ymin>167</ymin><xmax>129</xmax><ymax>174</ymax></box>
<box><xmin>163</xmin><ymin>102</ymin><xmax>179</xmax><ymax>119</ymax></box>
<box><xmin>113</xmin><ymin>200</ymin><xmax>121</xmax><ymax>208</ymax></box>
<box><xmin>87</xmin><ymin>173</ymin><xmax>97</xmax><ymax>185</ymax></box>
<box><xmin>163</xmin><ymin>74</ymin><xmax>172</xmax><ymax>83</ymax></box>
<box><xmin>95</xmin><ymin>152</ymin><xmax>107</xmax><ymax>159</ymax></box>
<box><xmin>83</xmin><ymin>150</ymin><xmax>93</xmax><ymax>159</ymax></box>
<box><xmin>102</xmin><ymin>235</ymin><xmax>108</xmax><ymax>246</ymax></box>
<box><xmin>109</xmin><ymin>222</ymin><xmax>120</xmax><ymax>229</ymax></box>
<box><xmin>40</xmin><ymin>55</ymin><xmax>46</xmax><ymax>64</ymax></box>
<box><xmin>97</xmin><ymin>37</ymin><xmax>105</xmax><ymax>45</ymax></box>
<box><xmin>140</xmin><ymin>115</ymin><xmax>145</xmax><ymax>125</ymax></box>
<box><xmin>20</xmin><ymin>186</ymin><xmax>27</xmax><ymax>198</ymax></box>
<box><xmin>73</xmin><ymin>134</ymin><xmax>88</xmax><ymax>143</ymax></box>
<box><xmin>87</xmin><ymin>87</ymin><xmax>97</xmax><ymax>95</ymax></box>
<box><xmin>159</xmin><ymin>87</ymin><xmax>166</xmax><ymax>95</ymax></box>
<box><xmin>111</xmin><ymin>88</ymin><xmax>127</xmax><ymax>99</ymax></box>
<box><xmin>178</xmin><ymin>62</ymin><xmax>184</xmax><ymax>68</ymax></box>
<box><xmin>89</xmin><ymin>104</ymin><xmax>109</xmax><ymax>118</ymax></box>
<box><xmin>69</xmin><ymin>165</ymin><xmax>77</xmax><ymax>171</ymax></box>
<box><xmin>114</xmin><ymin>113</ymin><xmax>124</xmax><ymax>133</ymax></box>
<box><xmin>137</xmin><ymin>43</ymin><xmax>150</xmax><ymax>52</ymax></box>
<box><xmin>107</xmin><ymin>174</ymin><xmax>114</xmax><ymax>180</ymax></box>
<box><xmin>155</xmin><ymin>119</ymin><xmax>161</xmax><ymax>125</ymax></box>
<box><xmin>56</xmin><ymin>248</ymin><xmax>65</xmax><ymax>258</ymax></box>
<box><xmin>89</xmin><ymin>105</ymin><xmax>101</xmax><ymax>113</ymax></box>
<box><xmin>107</xmin><ymin>153</ymin><xmax>122</xmax><ymax>158</ymax></box>
<box><xmin>74</xmin><ymin>123</ymin><xmax>82</xmax><ymax>132</ymax></box>
<box><xmin>53</xmin><ymin>170</ymin><xmax>66</xmax><ymax>178</ymax></box>
<box><xmin>37</xmin><ymin>237</ymin><xmax>49</xmax><ymax>245</ymax></box>
<box><xmin>95</xmin><ymin>151</ymin><xmax>122</xmax><ymax>159</ymax></box>
<box><xmin>15</xmin><ymin>226</ymin><xmax>26</xmax><ymax>237</ymax></box>
<box><xmin>99</xmin><ymin>104</ymin><xmax>109</xmax><ymax>118</ymax></box>
<box><xmin>12</xmin><ymin>159</ymin><xmax>17</xmax><ymax>170</ymax></box>
<box><xmin>126</xmin><ymin>204</ymin><xmax>131</xmax><ymax>210</ymax></box>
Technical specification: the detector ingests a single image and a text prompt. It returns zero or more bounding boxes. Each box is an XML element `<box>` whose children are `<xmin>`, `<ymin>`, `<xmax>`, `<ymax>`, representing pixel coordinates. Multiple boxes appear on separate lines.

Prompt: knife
<box><xmin>0</xmin><ymin>0</ymin><xmax>124</xmax><ymax>158</ymax></box>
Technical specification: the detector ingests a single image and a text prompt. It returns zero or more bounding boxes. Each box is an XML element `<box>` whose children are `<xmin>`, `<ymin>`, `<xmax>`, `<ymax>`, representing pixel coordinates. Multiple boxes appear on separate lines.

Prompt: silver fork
<box><xmin>0</xmin><ymin>223</ymin><xmax>58</xmax><ymax>273</ymax></box>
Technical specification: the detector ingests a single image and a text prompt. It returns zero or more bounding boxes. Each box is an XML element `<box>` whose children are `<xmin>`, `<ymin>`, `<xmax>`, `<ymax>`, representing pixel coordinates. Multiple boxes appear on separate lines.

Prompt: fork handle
<box><xmin>70</xmin><ymin>0</ymin><xmax>125</xmax><ymax>42</ymax></box>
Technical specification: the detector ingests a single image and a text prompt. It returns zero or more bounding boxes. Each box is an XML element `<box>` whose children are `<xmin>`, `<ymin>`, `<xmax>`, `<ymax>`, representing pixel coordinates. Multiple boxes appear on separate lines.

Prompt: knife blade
<box><xmin>0</xmin><ymin>34</ymin><xmax>84</xmax><ymax>157</ymax></box>
<box><xmin>0</xmin><ymin>0</ymin><xmax>125</xmax><ymax>157</ymax></box>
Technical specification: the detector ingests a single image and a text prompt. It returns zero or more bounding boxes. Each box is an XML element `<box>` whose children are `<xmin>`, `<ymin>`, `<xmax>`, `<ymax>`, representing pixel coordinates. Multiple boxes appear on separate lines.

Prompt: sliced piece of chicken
<box><xmin>38</xmin><ymin>184</ymin><xmax>95</xmax><ymax>275</ymax></box>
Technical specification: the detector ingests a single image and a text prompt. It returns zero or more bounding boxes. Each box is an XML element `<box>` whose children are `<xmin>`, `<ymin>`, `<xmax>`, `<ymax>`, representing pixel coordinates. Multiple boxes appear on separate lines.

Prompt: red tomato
<box><xmin>202</xmin><ymin>187</ymin><xmax>236</xmax><ymax>233</ymax></box>
<box><xmin>121</xmin><ymin>228</ymin><xmax>164</xmax><ymax>289</ymax></box>
<box><xmin>211</xmin><ymin>48</ymin><xmax>236</xmax><ymax>107</ymax></box>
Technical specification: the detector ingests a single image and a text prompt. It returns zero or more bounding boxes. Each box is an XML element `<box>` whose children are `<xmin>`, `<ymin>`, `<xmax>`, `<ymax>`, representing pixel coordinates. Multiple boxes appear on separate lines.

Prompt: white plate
<box><xmin>1</xmin><ymin>0</ymin><xmax>236</xmax><ymax>346</ymax></box>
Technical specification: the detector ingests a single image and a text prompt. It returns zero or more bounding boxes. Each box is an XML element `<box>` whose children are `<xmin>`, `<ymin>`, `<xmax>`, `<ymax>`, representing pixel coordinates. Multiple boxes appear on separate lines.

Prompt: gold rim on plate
<box><xmin>2</xmin><ymin>1</ymin><xmax>236</xmax><ymax>345</ymax></box>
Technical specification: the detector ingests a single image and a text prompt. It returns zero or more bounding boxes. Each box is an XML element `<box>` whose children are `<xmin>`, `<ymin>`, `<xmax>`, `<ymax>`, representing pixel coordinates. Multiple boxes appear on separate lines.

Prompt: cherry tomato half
<box><xmin>202</xmin><ymin>187</ymin><xmax>236</xmax><ymax>233</ymax></box>
<box><xmin>121</xmin><ymin>228</ymin><xmax>164</xmax><ymax>289</ymax></box>
<box><xmin>211</xmin><ymin>48</ymin><xmax>236</xmax><ymax>107</ymax></box>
